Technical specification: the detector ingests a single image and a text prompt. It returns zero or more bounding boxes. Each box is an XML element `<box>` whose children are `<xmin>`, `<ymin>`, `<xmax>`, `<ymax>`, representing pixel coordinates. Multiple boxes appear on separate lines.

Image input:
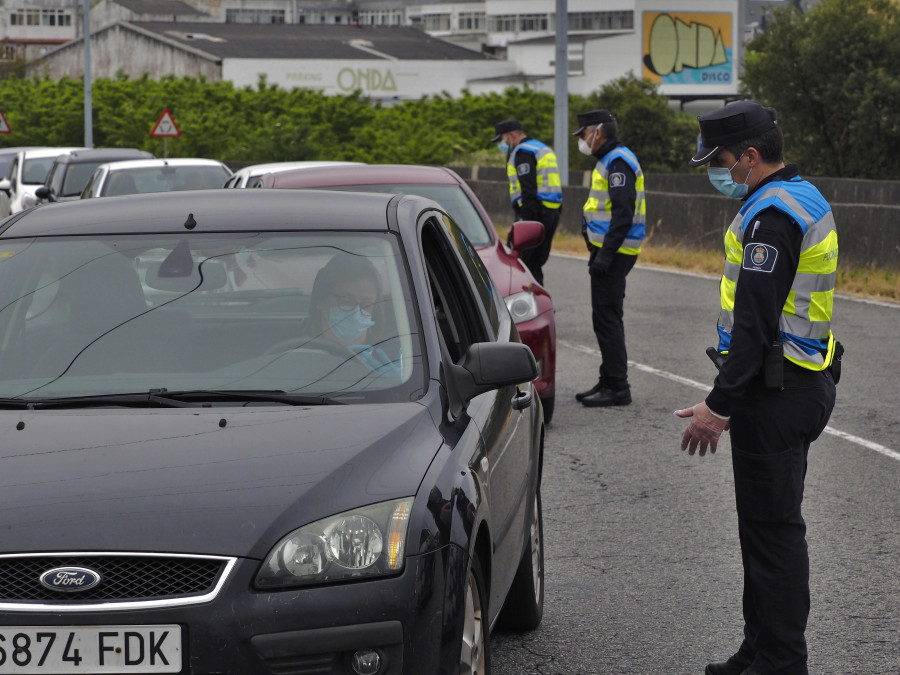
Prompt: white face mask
<box><xmin>578</xmin><ymin>129</ymin><xmax>596</xmax><ymax>156</ymax></box>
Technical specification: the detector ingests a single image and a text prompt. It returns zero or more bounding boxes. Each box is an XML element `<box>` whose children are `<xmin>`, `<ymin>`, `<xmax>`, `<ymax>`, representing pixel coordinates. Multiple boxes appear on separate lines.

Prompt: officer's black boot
<box><xmin>580</xmin><ymin>386</ymin><xmax>631</xmax><ymax>407</ymax></box>
<box><xmin>705</xmin><ymin>652</ymin><xmax>752</xmax><ymax>675</ymax></box>
<box><xmin>574</xmin><ymin>380</ymin><xmax>603</xmax><ymax>402</ymax></box>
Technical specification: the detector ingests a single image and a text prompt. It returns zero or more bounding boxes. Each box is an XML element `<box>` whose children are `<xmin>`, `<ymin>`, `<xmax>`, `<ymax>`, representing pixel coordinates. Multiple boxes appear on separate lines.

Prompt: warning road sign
<box><xmin>0</xmin><ymin>110</ymin><xmax>11</xmax><ymax>134</ymax></box>
<box><xmin>151</xmin><ymin>109</ymin><xmax>181</xmax><ymax>137</ymax></box>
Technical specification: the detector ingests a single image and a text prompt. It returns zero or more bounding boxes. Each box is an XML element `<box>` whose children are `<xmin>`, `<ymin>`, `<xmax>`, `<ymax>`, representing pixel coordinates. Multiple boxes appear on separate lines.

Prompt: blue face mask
<box><xmin>707</xmin><ymin>153</ymin><xmax>752</xmax><ymax>199</ymax></box>
<box><xmin>328</xmin><ymin>305</ymin><xmax>375</xmax><ymax>343</ymax></box>
<box><xmin>497</xmin><ymin>141</ymin><xmax>511</xmax><ymax>155</ymax></box>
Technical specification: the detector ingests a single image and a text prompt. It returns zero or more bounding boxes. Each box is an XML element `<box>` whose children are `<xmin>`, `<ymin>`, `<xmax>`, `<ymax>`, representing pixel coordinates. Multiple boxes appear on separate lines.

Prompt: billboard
<box><xmin>642</xmin><ymin>12</ymin><xmax>734</xmax><ymax>87</ymax></box>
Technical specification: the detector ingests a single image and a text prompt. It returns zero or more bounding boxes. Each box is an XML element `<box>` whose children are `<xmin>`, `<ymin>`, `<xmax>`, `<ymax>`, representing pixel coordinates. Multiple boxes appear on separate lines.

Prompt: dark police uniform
<box><xmin>689</xmin><ymin>101</ymin><xmax>839</xmax><ymax>675</ymax></box>
<box><xmin>574</xmin><ymin>109</ymin><xmax>646</xmax><ymax>406</ymax></box>
<box><xmin>492</xmin><ymin>119</ymin><xmax>562</xmax><ymax>286</ymax></box>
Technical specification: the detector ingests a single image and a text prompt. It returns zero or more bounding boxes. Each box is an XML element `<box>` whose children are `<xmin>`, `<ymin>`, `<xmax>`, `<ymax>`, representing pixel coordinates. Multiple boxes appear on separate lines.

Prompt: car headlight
<box><xmin>255</xmin><ymin>497</ymin><xmax>413</xmax><ymax>589</ymax></box>
<box><xmin>505</xmin><ymin>290</ymin><xmax>539</xmax><ymax>324</ymax></box>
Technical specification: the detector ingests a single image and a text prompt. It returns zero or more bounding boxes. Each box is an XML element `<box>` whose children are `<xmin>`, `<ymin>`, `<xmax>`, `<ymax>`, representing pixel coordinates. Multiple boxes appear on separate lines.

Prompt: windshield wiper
<box><xmin>147</xmin><ymin>390</ymin><xmax>345</xmax><ymax>406</ymax></box>
<box><xmin>0</xmin><ymin>390</ymin><xmax>343</xmax><ymax>410</ymax></box>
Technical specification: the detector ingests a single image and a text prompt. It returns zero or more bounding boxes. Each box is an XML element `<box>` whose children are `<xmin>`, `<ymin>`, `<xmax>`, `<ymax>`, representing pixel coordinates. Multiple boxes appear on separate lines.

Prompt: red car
<box><xmin>257</xmin><ymin>164</ymin><xmax>557</xmax><ymax>421</ymax></box>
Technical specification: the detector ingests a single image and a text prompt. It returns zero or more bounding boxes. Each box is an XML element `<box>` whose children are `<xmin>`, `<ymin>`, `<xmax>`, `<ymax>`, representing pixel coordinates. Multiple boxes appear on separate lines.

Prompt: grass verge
<box><xmin>500</xmin><ymin>228</ymin><xmax>900</xmax><ymax>303</ymax></box>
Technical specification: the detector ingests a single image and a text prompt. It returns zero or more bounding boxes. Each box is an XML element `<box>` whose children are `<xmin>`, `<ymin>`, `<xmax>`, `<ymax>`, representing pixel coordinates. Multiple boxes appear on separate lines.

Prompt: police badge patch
<box><xmin>742</xmin><ymin>243</ymin><xmax>778</xmax><ymax>272</ymax></box>
<box><xmin>609</xmin><ymin>172</ymin><xmax>626</xmax><ymax>187</ymax></box>
<box><xmin>517</xmin><ymin>163</ymin><xmax>531</xmax><ymax>176</ymax></box>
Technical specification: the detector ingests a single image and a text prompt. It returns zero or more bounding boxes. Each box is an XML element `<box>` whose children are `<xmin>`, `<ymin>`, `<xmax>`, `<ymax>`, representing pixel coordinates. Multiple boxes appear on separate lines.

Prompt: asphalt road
<box><xmin>490</xmin><ymin>253</ymin><xmax>900</xmax><ymax>675</ymax></box>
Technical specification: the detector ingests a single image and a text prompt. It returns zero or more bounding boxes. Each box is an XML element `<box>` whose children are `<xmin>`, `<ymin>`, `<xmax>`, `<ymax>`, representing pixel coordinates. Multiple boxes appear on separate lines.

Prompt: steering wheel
<box><xmin>264</xmin><ymin>336</ymin><xmax>352</xmax><ymax>358</ymax></box>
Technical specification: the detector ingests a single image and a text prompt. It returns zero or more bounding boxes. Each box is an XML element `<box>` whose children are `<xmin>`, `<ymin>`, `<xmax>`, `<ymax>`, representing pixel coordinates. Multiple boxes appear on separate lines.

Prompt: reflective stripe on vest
<box><xmin>717</xmin><ymin>176</ymin><xmax>838</xmax><ymax>371</ymax></box>
<box><xmin>582</xmin><ymin>146</ymin><xmax>646</xmax><ymax>255</ymax></box>
<box><xmin>507</xmin><ymin>140</ymin><xmax>563</xmax><ymax>210</ymax></box>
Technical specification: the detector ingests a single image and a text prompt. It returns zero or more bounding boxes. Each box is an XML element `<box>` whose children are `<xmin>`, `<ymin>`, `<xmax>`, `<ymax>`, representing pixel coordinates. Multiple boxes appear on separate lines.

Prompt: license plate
<box><xmin>0</xmin><ymin>626</ymin><xmax>181</xmax><ymax>673</ymax></box>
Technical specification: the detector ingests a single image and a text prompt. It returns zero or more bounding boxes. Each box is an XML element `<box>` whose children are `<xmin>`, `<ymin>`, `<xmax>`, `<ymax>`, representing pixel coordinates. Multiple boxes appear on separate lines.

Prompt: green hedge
<box><xmin>0</xmin><ymin>72</ymin><xmax>697</xmax><ymax>172</ymax></box>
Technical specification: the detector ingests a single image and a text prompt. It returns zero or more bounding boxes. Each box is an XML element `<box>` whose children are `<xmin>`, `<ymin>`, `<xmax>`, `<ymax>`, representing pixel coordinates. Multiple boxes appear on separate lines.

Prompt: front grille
<box><xmin>0</xmin><ymin>555</ymin><xmax>228</xmax><ymax>603</ymax></box>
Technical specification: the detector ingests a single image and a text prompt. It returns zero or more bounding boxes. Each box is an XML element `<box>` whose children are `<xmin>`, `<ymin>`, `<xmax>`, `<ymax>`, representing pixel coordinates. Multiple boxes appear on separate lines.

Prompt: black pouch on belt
<box><xmin>829</xmin><ymin>340</ymin><xmax>844</xmax><ymax>385</ymax></box>
<box><xmin>764</xmin><ymin>340</ymin><xmax>784</xmax><ymax>390</ymax></box>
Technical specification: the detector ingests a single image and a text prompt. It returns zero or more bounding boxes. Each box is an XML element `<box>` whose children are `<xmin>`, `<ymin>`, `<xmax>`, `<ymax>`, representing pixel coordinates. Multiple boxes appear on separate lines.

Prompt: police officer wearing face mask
<box><xmin>573</xmin><ymin>108</ymin><xmax>646</xmax><ymax>407</ymax></box>
<box><xmin>491</xmin><ymin>119</ymin><xmax>563</xmax><ymax>285</ymax></box>
<box><xmin>674</xmin><ymin>100</ymin><xmax>841</xmax><ymax>675</ymax></box>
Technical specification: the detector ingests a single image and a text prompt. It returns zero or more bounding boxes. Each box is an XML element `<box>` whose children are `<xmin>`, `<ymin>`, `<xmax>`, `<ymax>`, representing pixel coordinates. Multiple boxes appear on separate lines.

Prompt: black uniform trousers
<box><xmin>519</xmin><ymin>206</ymin><xmax>560</xmax><ymax>286</ymax></box>
<box><xmin>589</xmin><ymin>251</ymin><xmax>636</xmax><ymax>391</ymax></box>
<box><xmin>728</xmin><ymin>362</ymin><xmax>836</xmax><ymax>675</ymax></box>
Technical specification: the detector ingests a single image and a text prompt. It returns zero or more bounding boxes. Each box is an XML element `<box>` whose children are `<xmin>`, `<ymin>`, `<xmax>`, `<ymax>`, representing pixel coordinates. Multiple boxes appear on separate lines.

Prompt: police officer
<box><xmin>573</xmin><ymin>109</ymin><xmax>645</xmax><ymax>407</ymax></box>
<box><xmin>491</xmin><ymin>119</ymin><xmax>562</xmax><ymax>285</ymax></box>
<box><xmin>675</xmin><ymin>100</ymin><xmax>840</xmax><ymax>675</ymax></box>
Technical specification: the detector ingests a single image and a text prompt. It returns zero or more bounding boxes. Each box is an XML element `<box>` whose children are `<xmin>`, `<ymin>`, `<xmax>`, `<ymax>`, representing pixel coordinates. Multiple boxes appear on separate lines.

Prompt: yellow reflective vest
<box><xmin>718</xmin><ymin>176</ymin><xmax>838</xmax><ymax>370</ymax></box>
<box><xmin>582</xmin><ymin>146</ymin><xmax>645</xmax><ymax>255</ymax></box>
<box><xmin>506</xmin><ymin>139</ymin><xmax>563</xmax><ymax>210</ymax></box>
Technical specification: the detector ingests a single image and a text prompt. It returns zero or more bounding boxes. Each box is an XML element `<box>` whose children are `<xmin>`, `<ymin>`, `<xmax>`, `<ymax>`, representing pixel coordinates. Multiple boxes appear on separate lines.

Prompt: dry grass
<box><xmin>499</xmin><ymin>227</ymin><xmax>900</xmax><ymax>303</ymax></box>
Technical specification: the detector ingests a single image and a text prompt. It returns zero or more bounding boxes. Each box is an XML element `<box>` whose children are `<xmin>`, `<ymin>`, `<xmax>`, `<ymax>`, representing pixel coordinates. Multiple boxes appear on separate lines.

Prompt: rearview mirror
<box><xmin>450</xmin><ymin>341</ymin><xmax>537</xmax><ymax>406</ymax></box>
<box><xmin>508</xmin><ymin>220</ymin><xmax>545</xmax><ymax>256</ymax></box>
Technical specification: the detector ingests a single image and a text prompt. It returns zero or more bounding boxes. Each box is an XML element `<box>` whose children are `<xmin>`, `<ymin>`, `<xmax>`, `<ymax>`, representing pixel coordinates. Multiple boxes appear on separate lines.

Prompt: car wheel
<box><xmin>498</xmin><ymin>489</ymin><xmax>544</xmax><ymax>631</ymax></box>
<box><xmin>460</xmin><ymin>552</ymin><xmax>491</xmax><ymax>675</ymax></box>
<box><xmin>540</xmin><ymin>394</ymin><xmax>554</xmax><ymax>424</ymax></box>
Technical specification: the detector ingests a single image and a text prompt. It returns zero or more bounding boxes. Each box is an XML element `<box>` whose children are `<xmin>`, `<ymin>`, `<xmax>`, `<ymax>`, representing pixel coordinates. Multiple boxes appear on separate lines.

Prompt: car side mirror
<box><xmin>0</xmin><ymin>177</ymin><xmax>10</xmax><ymax>194</ymax></box>
<box><xmin>508</xmin><ymin>220</ymin><xmax>545</xmax><ymax>257</ymax></box>
<box><xmin>34</xmin><ymin>186</ymin><xmax>50</xmax><ymax>201</ymax></box>
<box><xmin>449</xmin><ymin>342</ymin><xmax>537</xmax><ymax>408</ymax></box>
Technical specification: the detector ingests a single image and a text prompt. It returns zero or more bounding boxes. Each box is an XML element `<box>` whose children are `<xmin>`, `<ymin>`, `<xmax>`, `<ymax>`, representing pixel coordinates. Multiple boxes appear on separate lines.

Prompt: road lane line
<box><xmin>560</xmin><ymin>339</ymin><xmax>900</xmax><ymax>462</ymax></box>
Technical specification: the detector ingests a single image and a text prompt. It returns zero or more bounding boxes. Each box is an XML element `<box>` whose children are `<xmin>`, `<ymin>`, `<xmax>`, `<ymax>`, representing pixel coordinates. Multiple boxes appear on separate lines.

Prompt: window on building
<box><xmin>457</xmin><ymin>12</ymin><xmax>485</xmax><ymax>32</ymax></box>
<box><xmin>518</xmin><ymin>14</ymin><xmax>549</xmax><ymax>32</ymax></box>
<box><xmin>423</xmin><ymin>13</ymin><xmax>451</xmax><ymax>31</ymax></box>
<box><xmin>569</xmin><ymin>11</ymin><xmax>634</xmax><ymax>31</ymax></box>
<box><xmin>487</xmin><ymin>14</ymin><xmax>517</xmax><ymax>32</ymax></box>
<box><xmin>225</xmin><ymin>9</ymin><xmax>285</xmax><ymax>24</ymax></box>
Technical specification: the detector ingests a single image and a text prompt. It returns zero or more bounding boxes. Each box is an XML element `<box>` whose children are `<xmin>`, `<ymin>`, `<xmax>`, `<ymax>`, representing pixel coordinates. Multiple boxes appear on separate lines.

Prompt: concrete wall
<box><xmin>454</xmin><ymin>167</ymin><xmax>900</xmax><ymax>269</ymax></box>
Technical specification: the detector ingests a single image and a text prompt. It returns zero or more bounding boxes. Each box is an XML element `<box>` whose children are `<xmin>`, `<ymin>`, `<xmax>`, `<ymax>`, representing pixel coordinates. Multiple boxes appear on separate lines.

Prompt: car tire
<box><xmin>540</xmin><ymin>394</ymin><xmax>554</xmax><ymax>424</ymax></box>
<box><xmin>498</xmin><ymin>489</ymin><xmax>544</xmax><ymax>632</ymax></box>
<box><xmin>460</xmin><ymin>552</ymin><xmax>491</xmax><ymax>675</ymax></box>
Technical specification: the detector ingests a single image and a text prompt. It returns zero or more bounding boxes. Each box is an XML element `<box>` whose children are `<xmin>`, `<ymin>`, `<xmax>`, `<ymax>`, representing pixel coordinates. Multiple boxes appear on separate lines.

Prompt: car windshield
<box><xmin>0</xmin><ymin>232</ymin><xmax>424</xmax><ymax>403</ymax></box>
<box><xmin>324</xmin><ymin>184</ymin><xmax>494</xmax><ymax>247</ymax></box>
<box><xmin>22</xmin><ymin>157</ymin><xmax>57</xmax><ymax>185</ymax></box>
<box><xmin>62</xmin><ymin>162</ymin><xmax>106</xmax><ymax>196</ymax></box>
<box><xmin>104</xmin><ymin>165</ymin><xmax>231</xmax><ymax>196</ymax></box>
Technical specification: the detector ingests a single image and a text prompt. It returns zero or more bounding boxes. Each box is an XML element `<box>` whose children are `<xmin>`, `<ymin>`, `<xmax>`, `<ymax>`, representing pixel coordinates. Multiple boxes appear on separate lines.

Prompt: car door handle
<box><xmin>511</xmin><ymin>387</ymin><xmax>532</xmax><ymax>411</ymax></box>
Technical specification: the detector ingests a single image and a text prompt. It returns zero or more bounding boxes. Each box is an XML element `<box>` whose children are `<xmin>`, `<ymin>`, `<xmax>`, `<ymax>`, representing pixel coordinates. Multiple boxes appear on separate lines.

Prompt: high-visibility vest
<box><xmin>507</xmin><ymin>139</ymin><xmax>563</xmax><ymax>210</ymax></box>
<box><xmin>582</xmin><ymin>146</ymin><xmax>645</xmax><ymax>255</ymax></box>
<box><xmin>718</xmin><ymin>176</ymin><xmax>839</xmax><ymax>370</ymax></box>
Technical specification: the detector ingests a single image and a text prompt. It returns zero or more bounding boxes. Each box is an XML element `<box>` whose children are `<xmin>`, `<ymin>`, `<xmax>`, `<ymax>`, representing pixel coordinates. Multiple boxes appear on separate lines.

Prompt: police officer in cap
<box><xmin>674</xmin><ymin>100</ymin><xmax>840</xmax><ymax>675</ymax></box>
<box><xmin>573</xmin><ymin>108</ymin><xmax>646</xmax><ymax>407</ymax></box>
<box><xmin>492</xmin><ymin>118</ymin><xmax>563</xmax><ymax>285</ymax></box>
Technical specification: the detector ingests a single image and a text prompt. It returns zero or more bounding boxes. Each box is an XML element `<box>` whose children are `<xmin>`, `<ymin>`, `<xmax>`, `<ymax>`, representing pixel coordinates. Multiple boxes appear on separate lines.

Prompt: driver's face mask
<box><xmin>328</xmin><ymin>305</ymin><xmax>375</xmax><ymax>343</ymax></box>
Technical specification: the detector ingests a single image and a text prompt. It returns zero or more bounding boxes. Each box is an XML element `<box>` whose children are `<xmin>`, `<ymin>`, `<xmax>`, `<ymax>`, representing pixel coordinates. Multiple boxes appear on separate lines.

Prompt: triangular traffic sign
<box><xmin>0</xmin><ymin>110</ymin><xmax>11</xmax><ymax>134</ymax></box>
<box><xmin>151</xmin><ymin>108</ymin><xmax>181</xmax><ymax>137</ymax></box>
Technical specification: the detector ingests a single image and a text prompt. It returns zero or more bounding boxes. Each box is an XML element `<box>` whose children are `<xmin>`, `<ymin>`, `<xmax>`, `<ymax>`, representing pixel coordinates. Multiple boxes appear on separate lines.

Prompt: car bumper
<box><xmin>0</xmin><ymin>546</ymin><xmax>469</xmax><ymax>675</ymax></box>
<box><xmin>516</xmin><ymin>310</ymin><xmax>556</xmax><ymax>400</ymax></box>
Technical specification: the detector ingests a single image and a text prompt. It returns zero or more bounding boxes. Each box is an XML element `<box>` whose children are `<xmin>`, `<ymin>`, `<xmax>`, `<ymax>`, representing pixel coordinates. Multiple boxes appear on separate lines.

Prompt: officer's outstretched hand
<box><xmin>674</xmin><ymin>402</ymin><xmax>730</xmax><ymax>456</ymax></box>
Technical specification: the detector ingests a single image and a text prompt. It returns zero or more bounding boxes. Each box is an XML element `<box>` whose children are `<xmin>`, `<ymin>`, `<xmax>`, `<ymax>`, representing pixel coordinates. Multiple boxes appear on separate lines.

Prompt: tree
<box><xmin>742</xmin><ymin>0</ymin><xmax>900</xmax><ymax>178</ymax></box>
<box><xmin>572</xmin><ymin>74</ymin><xmax>698</xmax><ymax>174</ymax></box>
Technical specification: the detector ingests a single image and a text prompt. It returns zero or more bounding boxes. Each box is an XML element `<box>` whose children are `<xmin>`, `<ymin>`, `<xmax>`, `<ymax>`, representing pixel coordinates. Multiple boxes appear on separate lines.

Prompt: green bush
<box><xmin>0</xmin><ymin>72</ymin><xmax>696</xmax><ymax>172</ymax></box>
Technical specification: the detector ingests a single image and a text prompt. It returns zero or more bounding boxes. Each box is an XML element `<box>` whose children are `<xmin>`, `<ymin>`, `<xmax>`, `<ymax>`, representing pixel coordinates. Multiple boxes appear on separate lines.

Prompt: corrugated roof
<box><xmin>114</xmin><ymin>0</ymin><xmax>209</xmax><ymax>17</ymax></box>
<box><xmin>131</xmin><ymin>22</ymin><xmax>498</xmax><ymax>61</ymax></box>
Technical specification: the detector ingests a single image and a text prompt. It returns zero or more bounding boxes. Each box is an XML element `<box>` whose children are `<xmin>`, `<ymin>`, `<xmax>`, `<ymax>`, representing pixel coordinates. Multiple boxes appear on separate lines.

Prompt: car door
<box><xmin>420</xmin><ymin>212</ymin><xmax>534</xmax><ymax>611</ymax></box>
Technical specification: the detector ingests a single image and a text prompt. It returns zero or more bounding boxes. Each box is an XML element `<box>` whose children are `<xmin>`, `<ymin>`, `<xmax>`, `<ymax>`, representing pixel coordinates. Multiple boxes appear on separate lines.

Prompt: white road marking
<box><xmin>560</xmin><ymin>339</ymin><xmax>900</xmax><ymax>462</ymax></box>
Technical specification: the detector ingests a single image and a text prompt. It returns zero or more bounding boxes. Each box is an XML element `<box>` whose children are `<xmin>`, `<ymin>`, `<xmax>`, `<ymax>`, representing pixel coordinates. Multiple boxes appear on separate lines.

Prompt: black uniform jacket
<box><xmin>590</xmin><ymin>139</ymin><xmax>637</xmax><ymax>270</ymax></box>
<box><xmin>510</xmin><ymin>137</ymin><xmax>543</xmax><ymax>222</ymax></box>
<box><xmin>705</xmin><ymin>164</ymin><xmax>805</xmax><ymax>417</ymax></box>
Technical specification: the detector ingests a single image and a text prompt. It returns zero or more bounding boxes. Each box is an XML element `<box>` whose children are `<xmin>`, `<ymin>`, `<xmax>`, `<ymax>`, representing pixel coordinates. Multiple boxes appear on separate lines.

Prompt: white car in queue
<box><xmin>80</xmin><ymin>158</ymin><xmax>233</xmax><ymax>198</ymax></box>
<box><xmin>0</xmin><ymin>147</ymin><xmax>87</xmax><ymax>216</ymax></box>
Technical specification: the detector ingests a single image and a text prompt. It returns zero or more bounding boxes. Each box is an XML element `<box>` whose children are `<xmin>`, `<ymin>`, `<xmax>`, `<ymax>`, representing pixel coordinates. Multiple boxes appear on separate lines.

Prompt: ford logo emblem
<box><xmin>39</xmin><ymin>567</ymin><xmax>102</xmax><ymax>593</ymax></box>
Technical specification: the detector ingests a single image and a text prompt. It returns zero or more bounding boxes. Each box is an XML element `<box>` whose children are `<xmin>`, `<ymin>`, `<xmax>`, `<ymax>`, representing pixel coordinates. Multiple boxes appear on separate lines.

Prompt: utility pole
<box><xmin>83</xmin><ymin>0</ymin><xmax>93</xmax><ymax>147</ymax></box>
<box><xmin>554</xmin><ymin>0</ymin><xmax>568</xmax><ymax>185</ymax></box>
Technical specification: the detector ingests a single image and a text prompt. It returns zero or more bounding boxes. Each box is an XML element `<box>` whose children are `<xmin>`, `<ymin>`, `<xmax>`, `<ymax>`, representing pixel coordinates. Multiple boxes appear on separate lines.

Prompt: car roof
<box><xmin>21</xmin><ymin>147</ymin><xmax>88</xmax><ymax>160</ymax></box>
<box><xmin>265</xmin><ymin>164</ymin><xmax>464</xmax><ymax>189</ymax></box>
<box><xmin>0</xmin><ymin>189</ymin><xmax>424</xmax><ymax>237</ymax></box>
<box><xmin>235</xmin><ymin>161</ymin><xmax>363</xmax><ymax>179</ymax></box>
<box><xmin>56</xmin><ymin>148</ymin><xmax>154</xmax><ymax>164</ymax></box>
<box><xmin>0</xmin><ymin>146</ymin><xmax>50</xmax><ymax>156</ymax></box>
<box><xmin>96</xmin><ymin>158</ymin><xmax>229</xmax><ymax>171</ymax></box>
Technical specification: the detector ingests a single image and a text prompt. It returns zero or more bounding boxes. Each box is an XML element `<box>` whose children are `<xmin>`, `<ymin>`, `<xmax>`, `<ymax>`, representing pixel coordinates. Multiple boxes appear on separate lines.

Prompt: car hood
<box><xmin>0</xmin><ymin>404</ymin><xmax>441</xmax><ymax>558</ymax></box>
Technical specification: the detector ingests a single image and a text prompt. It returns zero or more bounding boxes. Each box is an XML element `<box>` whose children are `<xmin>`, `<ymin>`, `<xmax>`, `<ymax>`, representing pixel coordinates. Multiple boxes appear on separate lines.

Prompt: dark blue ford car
<box><xmin>0</xmin><ymin>189</ymin><xmax>544</xmax><ymax>674</ymax></box>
